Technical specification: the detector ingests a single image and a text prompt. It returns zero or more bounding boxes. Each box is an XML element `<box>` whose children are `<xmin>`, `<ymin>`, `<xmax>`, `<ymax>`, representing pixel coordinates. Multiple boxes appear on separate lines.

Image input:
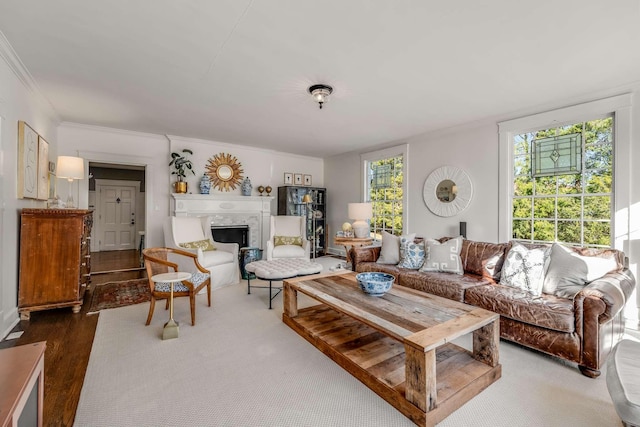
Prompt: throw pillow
<box><xmin>376</xmin><ymin>231</ymin><xmax>416</xmax><ymax>265</ymax></box>
<box><xmin>274</xmin><ymin>235</ymin><xmax>303</xmax><ymax>247</ymax></box>
<box><xmin>499</xmin><ymin>242</ymin><xmax>549</xmax><ymax>296</ymax></box>
<box><xmin>397</xmin><ymin>237</ymin><xmax>425</xmax><ymax>269</ymax></box>
<box><xmin>179</xmin><ymin>239</ymin><xmax>216</xmax><ymax>251</ymax></box>
<box><xmin>543</xmin><ymin>243</ymin><xmax>617</xmax><ymax>298</ymax></box>
<box><xmin>420</xmin><ymin>236</ymin><xmax>463</xmax><ymax>275</ymax></box>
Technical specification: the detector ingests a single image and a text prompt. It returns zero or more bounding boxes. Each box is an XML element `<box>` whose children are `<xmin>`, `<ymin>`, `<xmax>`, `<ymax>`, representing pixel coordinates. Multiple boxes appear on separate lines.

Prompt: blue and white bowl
<box><xmin>356</xmin><ymin>272</ymin><xmax>395</xmax><ymax>297</ymax></box>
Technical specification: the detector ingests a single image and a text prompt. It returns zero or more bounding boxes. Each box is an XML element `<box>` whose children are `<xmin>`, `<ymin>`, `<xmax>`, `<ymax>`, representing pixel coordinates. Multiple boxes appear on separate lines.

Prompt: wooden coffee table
<box><xmin>282</xmin><ymin>272</ymin><xmax>501</xmax><ymax>427</ymax></box>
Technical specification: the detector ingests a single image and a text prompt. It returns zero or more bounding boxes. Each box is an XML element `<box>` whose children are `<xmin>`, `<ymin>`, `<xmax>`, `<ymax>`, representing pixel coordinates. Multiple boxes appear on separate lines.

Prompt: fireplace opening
<box><xmin>211</xmin><ymin>225</ymin><xmax>249</xmax><ymax>250</ymax></box>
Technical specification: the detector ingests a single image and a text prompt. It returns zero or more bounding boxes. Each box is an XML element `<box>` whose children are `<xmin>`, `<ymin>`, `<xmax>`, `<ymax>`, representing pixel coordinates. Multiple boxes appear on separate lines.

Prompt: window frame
<box><xmin>498</xmin><ymin>94</ymin><xmax>632</xmax><ymax>252</ymax></box>
<box><xmin>361</xmin><ymin>144</ymin><xmax>409</xmax><ymax>240</ymax></box>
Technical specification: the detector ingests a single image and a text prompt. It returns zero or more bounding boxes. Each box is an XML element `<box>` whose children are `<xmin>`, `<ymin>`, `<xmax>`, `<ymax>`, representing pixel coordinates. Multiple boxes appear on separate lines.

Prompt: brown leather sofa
<box><xmin>351</xmin><ymin>238</ymin><xmax>636</xmax><ymax>377</ymax></box>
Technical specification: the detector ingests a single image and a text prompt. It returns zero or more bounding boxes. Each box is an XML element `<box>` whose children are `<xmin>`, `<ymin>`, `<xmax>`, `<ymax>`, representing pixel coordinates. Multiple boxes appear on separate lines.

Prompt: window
<box><xmin>362</xmin><ymin>145</ymin><xmax>407</xmax><ymax>239</ymax></box>
<box><xmin>511</xmin><ymin>116</ymin><xmax>613</xmax><ymax>247</ymax></box>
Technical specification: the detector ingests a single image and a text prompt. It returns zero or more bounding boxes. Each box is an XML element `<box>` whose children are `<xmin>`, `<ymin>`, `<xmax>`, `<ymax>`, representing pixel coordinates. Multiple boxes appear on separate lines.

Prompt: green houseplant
<box><xmin>169</xmin><ymin>149</ymin><xmax>194</xmax><ymax>193</ymax></box>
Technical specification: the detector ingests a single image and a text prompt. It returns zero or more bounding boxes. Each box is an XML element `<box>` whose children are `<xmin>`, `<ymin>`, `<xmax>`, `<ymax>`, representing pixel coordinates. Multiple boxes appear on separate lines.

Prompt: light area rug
<box><xmin>75</xmin><ymin>267</ymin><xmax>626</xmax><ymax>426</ymax></box>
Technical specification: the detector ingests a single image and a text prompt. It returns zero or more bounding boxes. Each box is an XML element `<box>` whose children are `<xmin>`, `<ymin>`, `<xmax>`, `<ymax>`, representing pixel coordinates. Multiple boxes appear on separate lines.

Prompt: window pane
<box><xmin>584</xmin><ymin>169</ymin><xmax>612</xmax><ymax>193</ymax></box>
<box><xmin>557</xmin><ymin>220</ymin><xmax>580</xmax><ymax>244</ymax></box>
<box><xmin>534</xmin><ymin>176</ymin><xmax>556</xmax><ymax>195</ymax></box>
<box><xmin>533</xmin><ymin>198</ymin><xmax>554</xmax><ymax>219</ymax></box>
<box><xmin>514</xmin><ymin>175</ymin><xmax>532</xmax><ymax>196</ymax></box>
<box><xmin>533</xmin><ymin>220</ymin><xmax>555</xmax><ymax>241</ymax></box>
<box><xmin>514</xmin><ymin>133</ymin><xmax>533</xmax><ymax>156</ymax></box>
<box><xmin>584</xmin><ymin>221</ymin><xmax>610</xmax><ymax>246</ymax></box>
<box><xmin>585</xmin><ymin>143</ymin><xmax>612</xmax><ymax>169</ymax></box>
<box><xmin>557</xmin><ymin>174</ymin><xmax>581</xmax><ymax>194</ymax></box>
<box><xmin>557</xmin><ymin>196</ymin><xmax>581</xmax><ymax>219</ymax></box>
<box><xmin>512</xmin><ymin>220</ymin><xmax>531</xmax><ymax>239</ymax></box>
<box><xmin>584</xmin><ymin>196</ymin><xmax>610</xmax><ymax>220</ymax></box>
<box><xmin>513</xmin><ymin>198</ymin><xmax>532</xmax><ymax>218</ymax></box>
<box><xmin>584</xmin><ymin>118</ymin><xmax>613</xmax><ymax>144</ymax></box>
<box><xmin>514</xmin><ymin>155</ymin><xmax>530</xmax><ymax>176</ymax></box>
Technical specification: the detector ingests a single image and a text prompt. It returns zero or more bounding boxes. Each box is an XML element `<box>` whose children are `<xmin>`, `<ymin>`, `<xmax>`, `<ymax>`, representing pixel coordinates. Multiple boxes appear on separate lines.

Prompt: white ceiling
<box><xmin>1</xmin><ymin>1</ymin><xmax>639</xmax><ymax>158</ymax></box>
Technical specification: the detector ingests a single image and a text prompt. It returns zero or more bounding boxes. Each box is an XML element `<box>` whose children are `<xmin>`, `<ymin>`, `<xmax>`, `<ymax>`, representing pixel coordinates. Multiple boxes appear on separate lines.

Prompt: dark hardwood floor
<box><xmin>0</xmin><ymin>250</ymin><xmax>145</xmax><ymax>427</ymax></box>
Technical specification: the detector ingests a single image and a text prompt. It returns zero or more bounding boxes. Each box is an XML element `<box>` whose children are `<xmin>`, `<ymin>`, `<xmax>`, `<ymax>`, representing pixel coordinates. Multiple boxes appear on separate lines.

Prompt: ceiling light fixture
<box><xmin>308</xmin><ymin>84</ymin><xmax>333</xmax><ymax>109</ymax></box>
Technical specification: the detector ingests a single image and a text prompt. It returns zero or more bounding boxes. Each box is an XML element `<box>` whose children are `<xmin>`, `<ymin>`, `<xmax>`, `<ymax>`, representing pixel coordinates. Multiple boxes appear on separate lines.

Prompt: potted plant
<box><xmin>169</xmin><ymin>149</ymin><xmax>195</xmax><ymax>193</ymax></box>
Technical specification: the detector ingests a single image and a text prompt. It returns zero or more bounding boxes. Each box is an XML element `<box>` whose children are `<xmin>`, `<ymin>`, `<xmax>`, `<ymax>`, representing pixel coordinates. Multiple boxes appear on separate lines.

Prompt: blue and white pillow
<box><xmin>397</xmin><ymin>237</ymin><xmax>425</xmax><ymax>269</ymax></box>
<box><xmin>500</xmin><ymin>242</ymin><xmax>549</xmax><ymax>297</ymax></box>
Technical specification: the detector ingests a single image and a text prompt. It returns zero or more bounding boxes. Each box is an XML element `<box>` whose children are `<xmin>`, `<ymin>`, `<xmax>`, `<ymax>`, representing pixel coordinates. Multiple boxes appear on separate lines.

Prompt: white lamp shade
<box><xmin>56</xmin><ymin>156</ymin><xmax>85</xmax><ymax>180</ymax></box>
<box><xmin>348</xmin><ymin>202</ymin><xmax>372</xmax><ymax>220</ymax></box>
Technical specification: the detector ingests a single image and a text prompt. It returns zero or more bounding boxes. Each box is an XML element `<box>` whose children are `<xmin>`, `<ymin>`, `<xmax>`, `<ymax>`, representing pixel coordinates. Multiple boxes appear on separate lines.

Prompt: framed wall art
<box><xmin>303</xmin><ymin>174</ymin><xmax>312</xmax><ymax>186</ymax></box>
<box><xmin>284</xmin><ymin>172</ymin><xmax>293</xmax><ymax>185</ymax></box>
<box><xmin>37</xmin><ymin>136</ymin><xmax>49</xmax><ymax>200</ymax></box>
<box><xmin>294</xmin><ymin>173</ymin><xmax>303</xmax><ymax>185</ymax></box>
<box><xmin>17</xmin><ymin>121</ymin><xmax>38</xmax><ymax>199</ymax></box>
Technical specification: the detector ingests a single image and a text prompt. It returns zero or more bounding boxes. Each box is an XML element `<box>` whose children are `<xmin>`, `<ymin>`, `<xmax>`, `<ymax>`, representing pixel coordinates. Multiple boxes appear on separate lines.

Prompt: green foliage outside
<box><xmin>368</xmin><ymin>156</ymin><xmax>403</xmax><ymax>237</ymax></box>
<box><xmin>512</xmin><ymin>118</ymin><xmax>613</xmax><ymax>247</ymax></box>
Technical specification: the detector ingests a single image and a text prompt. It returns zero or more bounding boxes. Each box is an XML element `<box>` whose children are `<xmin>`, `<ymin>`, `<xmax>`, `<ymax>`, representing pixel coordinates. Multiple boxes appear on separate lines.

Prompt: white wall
<box><xmin>56</xmin><ymin>127</ymin><xmax>325</xmax><ymax>252</ymax></box>
<box><xmin>0</xmin><ymin>39</ymin><xmax>59</xmax><ymax>337</ymax></box>
<box><xmin>168</xmin><ymin>135</ymin><xmax>324</xmax><ymax>214</ymax></box>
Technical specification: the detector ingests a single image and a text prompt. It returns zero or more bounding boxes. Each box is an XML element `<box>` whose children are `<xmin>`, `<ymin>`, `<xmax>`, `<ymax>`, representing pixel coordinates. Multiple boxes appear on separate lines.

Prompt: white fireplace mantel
<box><xmin>171</xmin><ymin>194</ymin><xmax>274</xmax><ymax>249</ymax></box>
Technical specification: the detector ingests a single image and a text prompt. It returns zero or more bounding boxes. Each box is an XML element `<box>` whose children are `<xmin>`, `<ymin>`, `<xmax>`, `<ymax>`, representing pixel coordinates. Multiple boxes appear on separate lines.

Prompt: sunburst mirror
<box><xmin>205</xmin><ymin>153</ymin><xmax>244</xmax><ymax>192</ymax></box>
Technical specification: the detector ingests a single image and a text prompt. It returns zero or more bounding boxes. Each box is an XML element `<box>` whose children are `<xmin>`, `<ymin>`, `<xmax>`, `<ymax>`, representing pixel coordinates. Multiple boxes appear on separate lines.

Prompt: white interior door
<box><xmin>99</xmin><ymin>185</ymin><xmax>136</xmax><ymax>251</ymax></box>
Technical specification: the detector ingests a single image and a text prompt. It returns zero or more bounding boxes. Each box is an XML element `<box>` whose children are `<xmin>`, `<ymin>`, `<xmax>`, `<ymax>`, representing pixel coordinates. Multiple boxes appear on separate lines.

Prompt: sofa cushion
<box><xmin>199</xmin><ymin>249</ymin><xmax>235</xmax><ymax>267</ymax></box>
<box><xmin>460</xmin><ymin>240</ymin><xmax>508</xmax><ymax>282</ymax></box>
<box><xmin>272</xmin><ymin>244</ymin><xmax>306</xmax><ymax>259</ymax></box>
<box><xmin>397</xmin><ymin>237</ymin><xmax>425</xmax><ymax>269</ymax></box>
<box><xmin>420</xmin><ymin>236</ymin><xmax>463</xmax><ymax>274</ymax></box>
<box><xmin>500</xmin><ymin>242</ymin><xmax>549</xmax><ymax>296</ymax></box>
<box><xmin>377</xmin><ymin>231</ymin><xmax>416</xmax><ymax>264</ymax></box>
<box><xmin>543</xmin><ymin>243</ymin><xmax>618</xmax><ymax>297</ymax></box>
<box><xmin>399</xmin><ymin>270</ymin><xmax>490</xmax><ymax>302</ymax></box>
<box><xmin>465</xmin><ymin>284</ymin><xmax>575</xmax><ymax>333</ymax></box>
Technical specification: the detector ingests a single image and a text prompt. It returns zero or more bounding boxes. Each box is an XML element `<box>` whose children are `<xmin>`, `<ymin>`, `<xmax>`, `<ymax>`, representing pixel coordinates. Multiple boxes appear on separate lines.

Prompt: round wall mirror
<box><xmin>217</xmin><ymin>165</ymin><xmax>233</xmax><ymax>181</ymax></box>
<box><xmin>436</xmin><ymin>179</ymin><xmax>457</xmax><ymax>203</ymax></box>
<box><xmin>423</xmin><ymin>166</ymin><xmax>473</xmax><ymax>217</ymax></box>
<box><xmin>205</xmin><ymin>153</ymin><xmax>244</xmax><ymax>191</ymax></box>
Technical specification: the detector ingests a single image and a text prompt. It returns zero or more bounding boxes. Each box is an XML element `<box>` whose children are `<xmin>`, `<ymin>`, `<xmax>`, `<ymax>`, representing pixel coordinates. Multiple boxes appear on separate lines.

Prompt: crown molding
<box><xmin>59</xmin><ymin>121</ymin><xmax>167</xmax><ymax>141</ymax></box>
<box><xmin>167</xmin><ymin>134</ymin><xmax>324</xmax><ymax>162</ymax></box>
<box><xmin>0</xmin><ymin>31</ymin><xmax>60</xmax><ymax>123</ymax></box>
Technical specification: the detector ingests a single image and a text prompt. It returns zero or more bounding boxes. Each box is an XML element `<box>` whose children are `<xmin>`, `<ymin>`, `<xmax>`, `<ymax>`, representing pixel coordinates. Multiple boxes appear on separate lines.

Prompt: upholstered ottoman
<box><xmin>245</xmin><ymin>259</ymin><xmax>322</xmax><ymax>309</ymax></box>
<box><xmin>606</xmin><ymin>339</ymin><xmax>640</xmax><ymax>427</ymax></box>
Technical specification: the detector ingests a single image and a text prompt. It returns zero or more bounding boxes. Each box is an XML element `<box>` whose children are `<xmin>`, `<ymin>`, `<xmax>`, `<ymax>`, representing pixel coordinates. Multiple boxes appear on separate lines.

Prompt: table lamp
<box><xmin>348</xmin><ymin>202</ymin><xmax>372</xmax><ymax>238</ymax></box>
<box><xmin>56</xmin><ymin>156</ymin><xmax>85</xmax><ymax>208</ymax></box>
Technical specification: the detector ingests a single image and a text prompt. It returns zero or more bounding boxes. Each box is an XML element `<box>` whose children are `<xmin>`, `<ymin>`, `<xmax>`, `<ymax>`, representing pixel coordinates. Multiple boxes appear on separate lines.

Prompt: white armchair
<box><xmin>266</xmin><ymin>215</ymin><xmax>310</xmax><ymax>260</ymax></box>
<box><xmin>163</xmin><ymin>216</ymin><xmax>240</xmax><ymax>290</ymax></box>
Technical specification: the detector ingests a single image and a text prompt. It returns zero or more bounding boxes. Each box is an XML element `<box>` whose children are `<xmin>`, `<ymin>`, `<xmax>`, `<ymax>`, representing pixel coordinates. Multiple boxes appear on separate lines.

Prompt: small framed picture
<box><xmin>294</xmin><ymin>173</ymin><xmax>303</xmax><ymax>185</ymax></box>
<box><xmin>284</xmin><ymin>172</ymin><xmax>293</xmax><ymax>185</ymax></box>
<box><xmin>303</xmin><ymin>174</ymin><xmax>312</xmax><ymax>186</ymax></box>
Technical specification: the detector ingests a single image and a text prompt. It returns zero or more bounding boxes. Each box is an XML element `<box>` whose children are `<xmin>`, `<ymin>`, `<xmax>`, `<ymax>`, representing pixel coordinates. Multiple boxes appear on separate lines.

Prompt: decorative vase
<box><xmin>175</xmin><ymin>181</ymin><xmax>188</xmax><ymax>194</ymax></box>
<box><xmin>241</xmin><ymin>177</ymin><xmax>252</xmax><ymax>196</ymax></box>
<box><xmin>200</xmin><ymin>174</ymin><xmax>211</xmax><ymax>194</ymax></box>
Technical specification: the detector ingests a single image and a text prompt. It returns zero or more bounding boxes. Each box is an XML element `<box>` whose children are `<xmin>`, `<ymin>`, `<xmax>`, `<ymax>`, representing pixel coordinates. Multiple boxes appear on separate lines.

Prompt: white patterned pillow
<box><xmin>398</xmin><ymin>238</ymin><xmax>425</xmax><ymax>269</ymax></box>
<box><xmin>500</xmin><ymin>242</ymin><xmax>550</xmax><ymax>296</ymax></box>
<box><xmin>420</xmin><ymin>236</ymin><xmax>463</xmax><ymax>275</ymax></box>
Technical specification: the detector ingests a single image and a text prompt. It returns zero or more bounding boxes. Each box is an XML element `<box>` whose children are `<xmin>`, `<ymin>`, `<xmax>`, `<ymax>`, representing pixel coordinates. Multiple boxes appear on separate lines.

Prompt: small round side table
<box><xmin>150</xmin><ymin>271</ymin><xmax>192</xmax><ymax>340</ymax></box>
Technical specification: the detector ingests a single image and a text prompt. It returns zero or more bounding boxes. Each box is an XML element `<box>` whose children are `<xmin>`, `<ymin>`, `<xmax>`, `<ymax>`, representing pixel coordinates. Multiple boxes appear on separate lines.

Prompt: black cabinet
<box><xmin>277</xmin><ymin>186</ymin><xmax>326</xmax><ymax>257</ymax></box>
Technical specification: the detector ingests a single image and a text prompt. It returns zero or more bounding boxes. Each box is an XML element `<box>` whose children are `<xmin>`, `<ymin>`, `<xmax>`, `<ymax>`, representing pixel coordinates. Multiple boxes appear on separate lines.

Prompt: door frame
<box><xmin>76</xmin><ymin>150</ymin><xmax>152</xmax><ymax>254</ymax></box>
<box><xmin>95</xmin><ymin>179</ymin><xmax>141</xmax><ymax>252</ymax></box>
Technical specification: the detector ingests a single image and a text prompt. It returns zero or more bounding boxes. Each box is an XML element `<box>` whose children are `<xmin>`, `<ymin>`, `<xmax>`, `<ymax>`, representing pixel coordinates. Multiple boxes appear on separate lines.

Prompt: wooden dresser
<box><xmin>19</xmin><ymin>209</ymin><xmax>93</xmax><ymax>320</ymax></box>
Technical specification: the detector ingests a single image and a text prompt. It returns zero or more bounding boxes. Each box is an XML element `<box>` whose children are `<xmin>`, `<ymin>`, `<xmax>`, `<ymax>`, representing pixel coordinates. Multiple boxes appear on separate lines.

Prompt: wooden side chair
<box><xmin>142</xmin><ymin>247</ymin><xmax>211</xmax><ymax>326</ymax></box>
